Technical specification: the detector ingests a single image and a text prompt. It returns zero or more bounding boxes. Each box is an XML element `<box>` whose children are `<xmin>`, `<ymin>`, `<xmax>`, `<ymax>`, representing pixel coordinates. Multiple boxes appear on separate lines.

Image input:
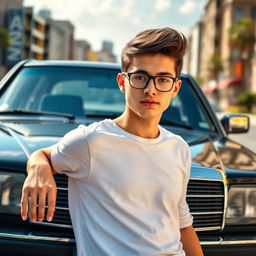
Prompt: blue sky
<box><xmin>23</xmin><ymin>0</ymin><xmax>208</xmax><ymax>60</ymax></box>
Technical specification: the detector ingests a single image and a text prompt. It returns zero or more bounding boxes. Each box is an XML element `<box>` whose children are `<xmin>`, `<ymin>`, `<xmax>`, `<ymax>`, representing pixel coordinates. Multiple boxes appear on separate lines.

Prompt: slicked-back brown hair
<box><xmin>121</xmin><ymin>27</ymin><xmax>188</xmax><ymax>77</ymax></box>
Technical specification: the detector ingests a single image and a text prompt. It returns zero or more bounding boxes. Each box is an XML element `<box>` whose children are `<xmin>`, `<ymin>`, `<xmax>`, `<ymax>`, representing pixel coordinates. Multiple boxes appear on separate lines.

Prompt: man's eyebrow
<box><xmin>131</xmin><ymin>69</ymin><xmax>176</xmax><ymax>77</ymax></box>
<box><xmin>158</xmin><ymin>72</ymin><xmax>176</xmax><ymax>76</ymax></box>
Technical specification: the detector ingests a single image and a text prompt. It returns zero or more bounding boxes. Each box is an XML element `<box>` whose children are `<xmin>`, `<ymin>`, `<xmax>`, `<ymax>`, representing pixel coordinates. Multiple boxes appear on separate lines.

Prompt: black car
<box><xmin>0</xmin><ymin>60</ymin><xmax>256</xmax><ymax>256</ymax></box>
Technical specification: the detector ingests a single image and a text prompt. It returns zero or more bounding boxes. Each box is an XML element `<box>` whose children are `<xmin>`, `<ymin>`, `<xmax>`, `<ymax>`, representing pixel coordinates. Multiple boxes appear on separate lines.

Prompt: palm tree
<box><xmin>207</xmin><ymin>54</ymin><xmax>223</xmax><ymax>80</ymax></box>
<box><xmin>229</xmin><ymin>18</ymin><xmax>256</xmax><ymax>89</ymax></box>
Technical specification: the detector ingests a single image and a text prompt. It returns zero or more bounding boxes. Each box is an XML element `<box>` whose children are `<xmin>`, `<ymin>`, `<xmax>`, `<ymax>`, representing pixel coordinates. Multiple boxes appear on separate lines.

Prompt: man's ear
<box><xmin>117</xmin><ymin>73</ymin><xmax>125</xmax><ymax>93</ymax></box>
<box><xmin>172</xmin><ymin>79</ymin><xmax>182</xmax><ymax>96</ymax></box>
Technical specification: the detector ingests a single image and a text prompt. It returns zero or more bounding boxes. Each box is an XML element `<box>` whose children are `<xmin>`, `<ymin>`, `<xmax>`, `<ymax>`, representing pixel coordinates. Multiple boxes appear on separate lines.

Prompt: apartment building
<box><xmin>24</xmin><ymin>7</ymin><xmax>47</xmax><ymax>60</ymax></box>
<box><xmin>97</xmin><ymin>40</ymin><xmax>117</xmax><ymax>63</ymax></box>
<box><xmin>44</xmin><ymin>20</ymin><xmax>75</xmax><ymax>60</ymax></box>
<box><xmin>0</xmin><ymin>0</ymin><xmax>23</xmax><ymax>77</ymax></box>
<box><xmin>185</xmin><ymin>22</ymin><xmax>202</xmax><ymax>78</ymax></box>
<box><xmin>74</xmin><ymin>40</ymin><xmax>90</xmax><ymax>61</ymax></box>
<box><xmin>190</xmin><ymin>0</ymin><xmax>256</xmax><ymax>109</ymax></box>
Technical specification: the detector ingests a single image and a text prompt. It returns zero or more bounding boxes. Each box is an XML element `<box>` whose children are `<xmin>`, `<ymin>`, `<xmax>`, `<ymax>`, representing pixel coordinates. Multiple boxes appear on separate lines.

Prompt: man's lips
<box><xmin>140</xmin><ymin>100</ymin><xmax>159</xmax><ymax>106</ymax></box>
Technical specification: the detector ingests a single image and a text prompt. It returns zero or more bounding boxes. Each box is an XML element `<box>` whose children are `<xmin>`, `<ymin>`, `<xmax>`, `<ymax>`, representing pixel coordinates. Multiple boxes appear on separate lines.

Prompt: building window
<box><xmin>234</xmin><ymin>6</ymin><xmax>243</xmax><ymax>21</ymax></box>
<box><xmin>215</xmin><ymin>17</ymin><xmax>221</xmax><ymax>27</ymax></box>
<box><xmin>216</xmin><ymin>0</ymin><xmax>221</xmax><ymax>8</ymax></box>
<box><xmin>251</xmin><ymin>6</ymin><xmax>256</xmax><ymax>19</ymax></box>
<box><xmin>214</xmin><ymin>38</ymin><xmax>220</xmax><ymax>48</ymax></box>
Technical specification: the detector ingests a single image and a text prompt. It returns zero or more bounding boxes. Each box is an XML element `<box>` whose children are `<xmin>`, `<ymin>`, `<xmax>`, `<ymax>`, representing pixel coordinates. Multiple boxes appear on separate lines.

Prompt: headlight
<box><xmin>0</xmin><ymin>171</ymin><xmax>26</xmax><ymax>215</ymax></box>
<box><xmin>226</xmin><ymin>186</ymin><xmax>256</xmax><ymax>225</ymax></box>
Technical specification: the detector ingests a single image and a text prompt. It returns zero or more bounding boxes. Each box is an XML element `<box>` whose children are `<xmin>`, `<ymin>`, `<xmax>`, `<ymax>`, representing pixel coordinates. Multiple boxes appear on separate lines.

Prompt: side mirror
<box><xmin>220</xmin><ymin>114</ymin><xmax>250</xmax><ymax>134</ymax></box>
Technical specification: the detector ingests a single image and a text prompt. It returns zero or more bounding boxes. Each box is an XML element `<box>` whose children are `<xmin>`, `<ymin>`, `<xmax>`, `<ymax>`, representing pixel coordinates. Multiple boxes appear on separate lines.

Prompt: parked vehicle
<box><xmin>0</xmin><ymin>60</ymin><xmax>255</xmax><ymax>256</ymax></box>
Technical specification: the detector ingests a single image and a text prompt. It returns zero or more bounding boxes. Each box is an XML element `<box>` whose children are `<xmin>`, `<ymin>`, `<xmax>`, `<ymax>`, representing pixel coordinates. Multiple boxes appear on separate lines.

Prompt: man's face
<box><xmin>117</xmin><ymin>53</ymin><xmax>182</xmax><ymax>122</ymax></box>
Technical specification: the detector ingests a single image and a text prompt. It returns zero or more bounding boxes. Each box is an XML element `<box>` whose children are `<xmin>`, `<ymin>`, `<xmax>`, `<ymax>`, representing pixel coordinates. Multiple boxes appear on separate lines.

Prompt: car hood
<box><xmin>0</xmin><ymin>121</ymin><xmax>79</xmax><ymax>170</ymax></box>
<box><xmin>0</xmin><ymin>121</ymin><xmax>256</xmax><ymax>180</ymax></box>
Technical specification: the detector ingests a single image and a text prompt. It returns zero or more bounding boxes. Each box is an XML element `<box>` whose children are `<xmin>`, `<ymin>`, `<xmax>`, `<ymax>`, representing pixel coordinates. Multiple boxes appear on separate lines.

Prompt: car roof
<box><xmin>24</xmin><ymin>60</ymin><xmax>121</xmax><ymax>69</ymax></box>
<box><xmin>23</xmin><ymin>60</ymin><xmax>189</xmax><ymax>78</ymax></box>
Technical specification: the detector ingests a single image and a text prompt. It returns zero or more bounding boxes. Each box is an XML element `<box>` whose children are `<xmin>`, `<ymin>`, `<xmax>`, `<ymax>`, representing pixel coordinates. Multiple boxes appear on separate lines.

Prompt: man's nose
<box><xmin>144</xmin><ymin>78</ymin><xmax>157</xmax><ymax>95</ymax></box>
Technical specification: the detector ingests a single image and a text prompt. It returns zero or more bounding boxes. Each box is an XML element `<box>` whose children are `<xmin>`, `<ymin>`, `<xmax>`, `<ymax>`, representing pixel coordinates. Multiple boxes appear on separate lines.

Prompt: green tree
<box><xmin>207</xmin><ymin>54</ymin><xmax>223</xmax><ymax>80</ymax></box>
<box><xmin>229</xmin><ymin>18</ymin><xmax>256</xmax><ymax>88</ymax></box>
<box><xmin>0</xmin><ymin>28</ymin><xmax>10</xmax><ymax>48</ymax></box>
<box><xmin>195</xmin><ymin>75</ymin><xmax>204</xmax><ymax>85</ymax></box>
<box><xmin>236</xmin><ymin>92</ymin><xmax>256</xmax><ymax>113</ymax></box>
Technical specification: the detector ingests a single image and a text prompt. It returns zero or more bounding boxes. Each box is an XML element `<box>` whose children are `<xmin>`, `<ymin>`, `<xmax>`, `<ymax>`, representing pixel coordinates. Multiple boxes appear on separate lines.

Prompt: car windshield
<box><xmin>0</xmin><ymin>66</ymin><xmax>214</xmax><ymax>132</ymax></box>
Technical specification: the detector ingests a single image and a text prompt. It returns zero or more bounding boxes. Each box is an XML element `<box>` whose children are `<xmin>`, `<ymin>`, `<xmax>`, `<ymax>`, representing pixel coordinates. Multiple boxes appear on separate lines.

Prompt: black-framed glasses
<box><xmin>122</xmin><ymin>72</ymin><xmax>178</xmax><ymax>92</ymax></box>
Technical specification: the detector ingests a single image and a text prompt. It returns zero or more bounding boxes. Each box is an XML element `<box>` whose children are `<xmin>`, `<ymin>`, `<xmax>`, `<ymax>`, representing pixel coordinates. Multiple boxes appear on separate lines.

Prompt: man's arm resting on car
<box><xmin>21</xmin><ymin>145</ymin><xmax>57</xmax><ymax>223</ymax></box>
<box><xmin>180</xmin><ymin>225</ymin><xmax>204</xmax><ymax>256</ymax></box>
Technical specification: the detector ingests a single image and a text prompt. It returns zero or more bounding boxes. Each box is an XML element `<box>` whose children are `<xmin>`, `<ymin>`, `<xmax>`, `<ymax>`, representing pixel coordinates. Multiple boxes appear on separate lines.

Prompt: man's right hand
<box><xmin>20</xmin><ymin>147</ymin><xmax>57</xmax><ymax>223</ymax></box>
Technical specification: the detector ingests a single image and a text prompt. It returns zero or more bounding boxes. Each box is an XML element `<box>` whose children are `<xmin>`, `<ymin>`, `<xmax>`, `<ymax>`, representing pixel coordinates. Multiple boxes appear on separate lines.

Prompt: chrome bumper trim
<box><xmin>201</xmin><ymin>239</ymin><xmax>256</xmax><ymax>246</ymax></box>
<box><xmin>195</xmin><ymin>226</ymin><xmax>222</xmax><ymax>232</ymax></box>
<box><xmin>1</xmin><ymin>231</ymin><xmax>255</xmax><ymax>247</ymax></box>
<box><xmin>0</xmin><ymin>232</ymin><xmax>75</xmax><ymax>243</ymax></box>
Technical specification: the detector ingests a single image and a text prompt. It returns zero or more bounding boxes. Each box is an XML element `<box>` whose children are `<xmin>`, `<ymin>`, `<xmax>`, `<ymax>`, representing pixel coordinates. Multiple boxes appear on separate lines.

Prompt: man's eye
<box><xmin>133</xmin><ymin>74</ymin><xmax>146</xmax><ymax>80</ymax></box>
<box><xmin>158</xmin><ymin>77</ymin><xmax>171</xmax><ymax>83</ymax></box>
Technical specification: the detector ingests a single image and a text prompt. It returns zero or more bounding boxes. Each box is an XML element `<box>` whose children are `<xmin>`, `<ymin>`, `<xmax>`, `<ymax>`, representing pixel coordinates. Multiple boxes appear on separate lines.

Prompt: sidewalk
<box><xmin>248</xmin><ymin>114</ymin><xmax>256</xmax><ymax>126</ymax></box>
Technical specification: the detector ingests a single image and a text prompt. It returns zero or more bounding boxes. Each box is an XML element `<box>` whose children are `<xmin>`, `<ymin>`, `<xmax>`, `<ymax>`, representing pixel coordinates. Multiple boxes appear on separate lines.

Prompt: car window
<box><xmin>161</xmin><ymin>78</ymin><xmax>213</xmax><ymax>131</ymax></box>
<box><xmin>0</xmin><ymin>66</ymin><xmax>125</xmax><ymax>115</ymax></box>
<box><xmin>0</xmin><ymin>66</ymin><xmax>214</xmax><ymax>131</ymax></box>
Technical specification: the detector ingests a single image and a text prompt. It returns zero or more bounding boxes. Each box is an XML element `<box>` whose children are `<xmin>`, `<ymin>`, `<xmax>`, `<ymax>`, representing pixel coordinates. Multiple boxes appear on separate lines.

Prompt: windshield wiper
<box><xmin>0</xmin><ymin>109</ymin><xmax>75</xmax><ymax>120</ymax></box>
<box><xmin>160</xmin><ymin>119</ymin><xmax>193</xmax><ymax>129</ymax></box>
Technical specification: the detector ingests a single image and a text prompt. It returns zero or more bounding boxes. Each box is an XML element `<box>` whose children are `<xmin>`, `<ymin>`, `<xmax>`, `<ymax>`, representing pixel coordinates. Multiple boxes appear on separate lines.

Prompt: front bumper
<box><xmin>0</xmin><ymin>232</ymin><xmax>76</xmax><ymax>256</ymax></box>
<box><xmin>0</xmin><ymin>231</ymin><xmax>256</xmax><ymax>256</ymax></box>
<box><xmin>201</xmin><ymin>236</ymin><xmax>256</xmax><ymax>256</ymax></box>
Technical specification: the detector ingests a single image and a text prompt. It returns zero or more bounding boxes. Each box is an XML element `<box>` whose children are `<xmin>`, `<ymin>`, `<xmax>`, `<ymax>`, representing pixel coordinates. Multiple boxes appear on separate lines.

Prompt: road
<box><xmin>227</xmin><ymin>114</ymin><xmax>256</xmax><ymax>153</ymax></box>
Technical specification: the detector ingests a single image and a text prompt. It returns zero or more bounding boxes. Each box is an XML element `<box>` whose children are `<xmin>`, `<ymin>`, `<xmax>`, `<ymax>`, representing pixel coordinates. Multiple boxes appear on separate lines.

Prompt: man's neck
<box><xmin>113</xmin><ymin>112</ymin><xmax>160</xmax><ymax>139</ymax></box>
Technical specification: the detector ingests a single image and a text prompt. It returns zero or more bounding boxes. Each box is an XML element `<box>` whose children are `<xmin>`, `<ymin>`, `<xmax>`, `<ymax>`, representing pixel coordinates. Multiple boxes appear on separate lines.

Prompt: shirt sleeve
<box><xmin>178</xmin><ymin>146</ymin><xmax>193</xmax><ymax>229</ymax></box>
<box><xmin>51</xmin><ymin>125</ymin><xmax>91</xmax><ymax>181</ymax></box>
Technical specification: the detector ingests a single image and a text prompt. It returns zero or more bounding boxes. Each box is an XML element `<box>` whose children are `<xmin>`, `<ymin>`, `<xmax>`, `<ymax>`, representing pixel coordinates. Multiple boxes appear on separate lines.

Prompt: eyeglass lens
<box><xmin>130</xmin><ymin>73</ymin><xmax>174</xmax><ymax>91</ymax></box>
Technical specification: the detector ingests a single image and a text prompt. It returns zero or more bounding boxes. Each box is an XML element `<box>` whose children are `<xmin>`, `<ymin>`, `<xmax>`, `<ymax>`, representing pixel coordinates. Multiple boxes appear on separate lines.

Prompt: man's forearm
<box><xmin>21</xmin><ymin>146</ymin><xmax>57</xmax><ymax>222</ymax></box>
<box><xmin>27</xmin><ymin>146</ymin><xmax>55</xmax><ymax>175</ymax></box>
<box><xmin>180</xmin><ymin>225</ymin><xmax>204</xmax><ymax>256</ymax></box>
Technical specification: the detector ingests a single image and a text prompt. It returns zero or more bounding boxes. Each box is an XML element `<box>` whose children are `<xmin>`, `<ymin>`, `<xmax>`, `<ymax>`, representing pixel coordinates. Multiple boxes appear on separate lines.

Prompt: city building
<box><xmin>0</xmin><ymin>2</ymin><xmax>48</xmax><ymax>78</ymax></box>
<box><xmin>0</xmin><ymin>2</ymin><xmax>116</xmax><ymax>79</ymax></box>
<box><xmin>74</xmin><ymin>40</ymin><xmax>91</xmax><ymax>61</ymax></box>
<box><xmin>45</xmin><ymin>20</ymin><xmax>75</xmax><ymax>60</ymax></box>
<box><xmin>0</xmin><ymin>0</ymin><xmax>23</xmax><ymax>78</ymax></box>
<box><xmin>252</xmin><ymin>29</ymin><xmax>256</xmax><ymax>93</ymax></box>
<box><xmin>190</xmin><ymin>0</ymin><xmax>256</xmax><ymax>109</ymax></box>
<box><xmin>38</xmin><ymin>10</ymin><xmax>75</xmax><ymax>61</ymax></box>
<box><xmin>97</xmin><ymin>40</ymin><xmax>116</xmax><ymax>63</ymax></box>
<box><xmin>185</xmin><ymin>22</ymin><xmax>202</xmax><ymax>78</ymax></box>
<box><xmin>23</xmin><ymin>7</ymin><xmax>47</xmax><ymax>60</ymax></box>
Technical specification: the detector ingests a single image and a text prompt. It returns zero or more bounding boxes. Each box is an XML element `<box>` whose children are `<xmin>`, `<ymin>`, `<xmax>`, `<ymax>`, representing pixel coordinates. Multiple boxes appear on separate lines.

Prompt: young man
<box><xmin>21</xmin><ymin>28</ymin><xmax>204</xmax><ymax>256</ymax></box>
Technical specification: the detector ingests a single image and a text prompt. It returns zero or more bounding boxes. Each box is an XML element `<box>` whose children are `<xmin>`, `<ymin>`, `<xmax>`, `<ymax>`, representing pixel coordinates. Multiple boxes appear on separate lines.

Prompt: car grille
<box><xmin>187</xmin><ymin>179</ymin><xmax>225</xmax><ymax>231</ymax></box>
<box><xmin>41</xmin><ymin>175</ymin><xmax>224</xmax><ymax>231</ymax></box>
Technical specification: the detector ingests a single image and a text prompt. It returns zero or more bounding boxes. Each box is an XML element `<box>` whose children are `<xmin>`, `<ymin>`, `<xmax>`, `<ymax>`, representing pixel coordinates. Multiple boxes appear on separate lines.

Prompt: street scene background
<box><xmin>229</xmin><ymin>114</ymin><xmax>256</xmax><ymax>152</ymax></box>
<box><xmin>0</xmin><ymin>0</ymin><xmax>256</xmax><ymax>152</ymax></box>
